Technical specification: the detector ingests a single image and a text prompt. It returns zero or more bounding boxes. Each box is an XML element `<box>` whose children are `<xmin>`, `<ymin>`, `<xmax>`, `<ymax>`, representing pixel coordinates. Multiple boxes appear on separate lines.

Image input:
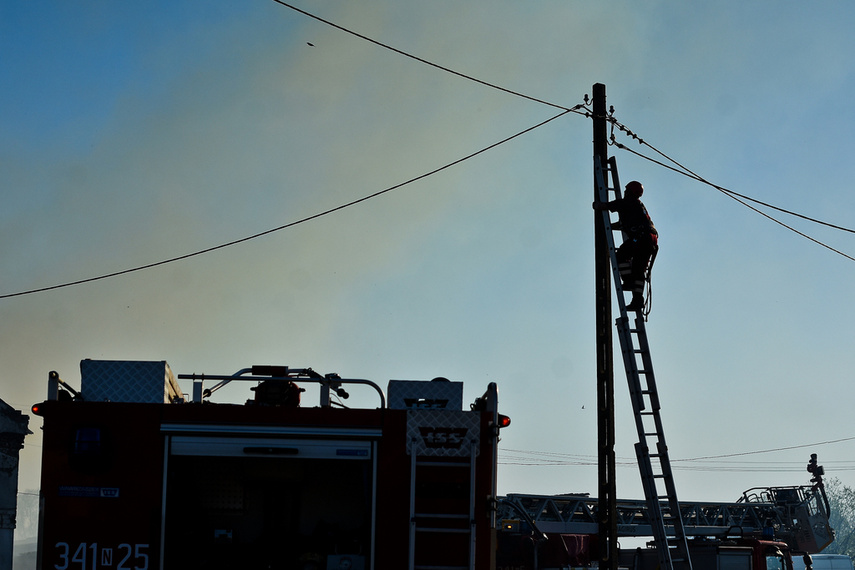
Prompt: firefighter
<box><xmin>593</xmin><ymin>180</ymin><xmax>658</xmax><ymax>311</ymax></box>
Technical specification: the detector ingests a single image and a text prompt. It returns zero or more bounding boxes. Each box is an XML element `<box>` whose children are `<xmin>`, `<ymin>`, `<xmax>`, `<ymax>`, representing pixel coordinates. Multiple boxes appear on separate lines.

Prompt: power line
<box><xmin>277</xmin><ymin>0</ymin><xmax>855</xmax><ymax>262</ymax></box>
<box><xmin>2</xmin><ymin>0</ymin><xmax>590</xmax><ymax>300</ymax></box>
<box><xmin>7</xmin><ymin>0</ymin><xmax>849</xmax><ymax>297</ymax></box>
<box><xmin>0</xmin><ymin>109</ymin><xmax>572</xmax><ymax>300</ymax></box>
<box><xmin>610</xmin><ymin>119</ymin><xmax>853</xmax><ymax>230</ymax></box>
<box><xmin>270</xmin><ymin>0</ymin><xmax>582</xmax><ymax>114</ymax></box>
<box><xmin>675</xmin><ymin>435</ymin><xmax>855</xmax><ymax>462</ymax></box>
<box><xmin>501</xmin><ymin>435</ymin><xmax>855</xmax><ymax>471</ymax></box>
<box><xmin>608</xmin><ymin>119</ymin><xmax>855</xmax><ymax>262</ymax></box>
<box><xmin>498</xmin><ymin>457</ymin><xmax>855</xmax><ymax>473</ymax></box>
<box><xmin>497</xmin><ymin>459</ymin><xmax>855</xmax><ymax>473</ymax></box>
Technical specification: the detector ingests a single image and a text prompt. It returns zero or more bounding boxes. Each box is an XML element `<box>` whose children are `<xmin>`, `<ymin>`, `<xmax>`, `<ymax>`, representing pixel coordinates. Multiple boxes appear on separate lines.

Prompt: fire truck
<box><xmin>31</xmin><ymin>360</ymin><xmax>509</xmax><ymax>570</ymax></box>
<box><xmin>30</xmin><ymin>360</ymin><xmax>834</xmax><ymax>570</ymax></box>
<box><xmin>495</xmin><ymin>458</ymin><xmax>834</xmax><ymax>570</ymax></box>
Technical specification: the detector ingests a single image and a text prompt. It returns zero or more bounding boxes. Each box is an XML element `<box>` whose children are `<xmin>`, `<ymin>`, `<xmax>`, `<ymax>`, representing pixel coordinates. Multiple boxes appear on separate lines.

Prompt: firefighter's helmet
<box><xmin>625</xmin><ymin>181</ymin><xmax>643</xmax><ymax>197</ymax></box>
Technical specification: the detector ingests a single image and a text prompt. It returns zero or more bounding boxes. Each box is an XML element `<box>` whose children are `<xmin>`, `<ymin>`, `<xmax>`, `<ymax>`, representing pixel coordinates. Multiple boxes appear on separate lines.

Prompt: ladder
<box><xmin>499</xmin><ymin>491</ymin><xmax>804</xmax><ymax>538</ymax></box>
<box><xmin>407</xmin><ymin>410</ymin><xmax>479</xmax><ymax>570</ymax></box>
<box><xmin>595</xmin><ymin>155</ymin><xmax>693</xmax><ymax>570</ymax></box>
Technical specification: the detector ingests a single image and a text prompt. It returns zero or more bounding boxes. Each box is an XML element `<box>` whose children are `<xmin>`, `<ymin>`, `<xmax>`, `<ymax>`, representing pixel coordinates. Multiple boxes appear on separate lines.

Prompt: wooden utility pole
<box><xmin>593</xmin><ymin>82</ymin><xmax>618</xmax><ymax>570</ymax></box>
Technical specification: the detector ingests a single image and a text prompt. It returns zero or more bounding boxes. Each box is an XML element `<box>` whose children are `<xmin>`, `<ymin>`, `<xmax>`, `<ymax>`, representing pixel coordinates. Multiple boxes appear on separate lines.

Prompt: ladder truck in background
<box><xmin>496</xmin><ymin>455</ymin><xmax>834</xmax><ymax>570</ymax></box>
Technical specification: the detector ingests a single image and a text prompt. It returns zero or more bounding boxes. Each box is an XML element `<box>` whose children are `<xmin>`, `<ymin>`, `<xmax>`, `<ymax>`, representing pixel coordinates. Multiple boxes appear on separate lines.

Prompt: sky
<box><xmin>3</xmin><ymin>0</ymin><xmax>855</xmax><ymax>541</ymax></box>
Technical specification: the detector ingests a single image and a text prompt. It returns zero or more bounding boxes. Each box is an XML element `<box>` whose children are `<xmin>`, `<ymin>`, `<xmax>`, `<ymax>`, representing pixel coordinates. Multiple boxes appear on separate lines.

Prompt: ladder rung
<box><xmin>415</xmin><ymin>513</ymin><xmax>468</xmax><ymax>519</ymax></box>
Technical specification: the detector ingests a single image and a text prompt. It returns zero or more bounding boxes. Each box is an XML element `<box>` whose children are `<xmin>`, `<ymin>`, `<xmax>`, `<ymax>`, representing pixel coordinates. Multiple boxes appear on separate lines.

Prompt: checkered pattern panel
<box><xmin>406</xmin><ymin>409</ymin><xmax>481</xmax><ymax>457</ymax></box>
<box><xmin>80</xmin><ymin>360</ymin><xmax>182</xmax><ymax>403</ymax></box>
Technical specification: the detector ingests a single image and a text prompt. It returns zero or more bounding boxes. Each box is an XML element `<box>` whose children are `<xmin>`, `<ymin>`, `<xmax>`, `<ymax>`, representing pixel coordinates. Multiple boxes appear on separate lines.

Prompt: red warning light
<box><xmin>31</xmin><ymin>403</ymin><xmax>43</xmax><ymax>416</ymax></box>
<box><xmin>498</xmin><ymin>414</ymin><xmax>511</xmax><ymax>428</ymax></box>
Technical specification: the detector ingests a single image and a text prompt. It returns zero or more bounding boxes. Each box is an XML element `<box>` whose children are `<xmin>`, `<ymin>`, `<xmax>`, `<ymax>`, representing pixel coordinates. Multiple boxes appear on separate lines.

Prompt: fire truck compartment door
<box><xmin>169</xmin><ymin>436</ymin><xmax>372</xmax><ymax>459</ymax></box>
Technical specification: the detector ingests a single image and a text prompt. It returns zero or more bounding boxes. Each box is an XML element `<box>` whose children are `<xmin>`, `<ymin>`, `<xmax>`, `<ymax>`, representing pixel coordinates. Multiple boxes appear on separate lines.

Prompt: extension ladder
<box><xmin>595</xmin><ymin>155</ymin><xmax>693</xmax><ymax>570</ymax></box>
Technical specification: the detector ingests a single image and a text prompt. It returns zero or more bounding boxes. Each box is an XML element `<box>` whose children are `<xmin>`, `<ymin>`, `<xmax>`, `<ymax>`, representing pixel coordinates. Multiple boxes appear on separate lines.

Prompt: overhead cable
<box><xmin>275</xmin><ymin>0</ymin><xmax>854</xmax><ymax>259</ymax></box>
<box><xmin>674</xmin><ymin>434</ymin><xmax>855</xmax><ymax>462</ymax></box>
<box><xmin>270</xmin><ymin>0</ymin><xmax>582</xmax><ymax>114</ymax></box>
<box><xmin>0</xmin><ymin>110</ymin><xmax>572</xmax><ymax>300</ymax></box>
<box><xmin>8</xmin><ymin>0</ymin><xmax>850</xmax><ymax>298</ymax></box>
<box><xmin>611</xmin><ymin>125</ymin><xmax>855</xmax><ymax>234</ymax></box>
<box><xmin>502</xmin><ymin>434</ymin><xmax>855</xmax><ymax>470</ymax></box>
<box><xmin>497</xmin><ymin>458</ymin><xmax>855</xmax><ymax>473</ymax></box>
<box><xmin>608</xmin><ymin>120</ymin><xmax>855</xmax><ymax>263</ymax></box>
<box><xmin>2</xmin><ymin>0</ymin><xmax>588</xmax><ymax>300</ymax></box>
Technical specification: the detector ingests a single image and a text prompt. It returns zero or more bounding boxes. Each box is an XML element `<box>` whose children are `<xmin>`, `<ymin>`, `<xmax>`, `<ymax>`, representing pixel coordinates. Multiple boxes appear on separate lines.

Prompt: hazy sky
<box><xmin>4</xmin><ymin>1</ymin><xmax>855</xmax><ymax>535</ymax></box>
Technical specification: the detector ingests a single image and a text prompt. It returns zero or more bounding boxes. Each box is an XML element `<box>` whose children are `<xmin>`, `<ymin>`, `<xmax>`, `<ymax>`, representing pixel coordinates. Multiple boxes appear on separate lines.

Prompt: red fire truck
<box><xmin>31</xmin><ymin>360</ymin><xmax>834</xmax><ymax>570</ymax></box>
<box><xmin>495</xmin><ymin>461</ymin><xmax>834</xmax><ymax>570</ymax></box>
<box><xmin>32</xmin><ymin>360</ymin><xmax>509</xmax><ymax>570</ymax></box>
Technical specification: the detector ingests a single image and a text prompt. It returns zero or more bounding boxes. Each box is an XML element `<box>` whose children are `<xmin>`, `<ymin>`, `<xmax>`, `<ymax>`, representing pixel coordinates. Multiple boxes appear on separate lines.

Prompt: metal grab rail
<box><xmin>178</xmin><ymin>365</ymin><xmax>386</xmax><ymax>408</ymax></box>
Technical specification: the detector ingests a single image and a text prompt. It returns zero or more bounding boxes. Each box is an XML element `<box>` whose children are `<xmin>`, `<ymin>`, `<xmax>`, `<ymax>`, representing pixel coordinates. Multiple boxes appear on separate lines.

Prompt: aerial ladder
<box><xmin>497</xmin><ymin>458</ymin><xmax>833</xmax><ymax>570</ymax></box>
<box><xmin>499</xmin><ymin>456</ymin><xmax>833</xmax><ymax>553</ymax></box>
<box><xmin>594</xmin><ymin>155</ymin><xmax>693</xmax><ymax>570</ymax></box>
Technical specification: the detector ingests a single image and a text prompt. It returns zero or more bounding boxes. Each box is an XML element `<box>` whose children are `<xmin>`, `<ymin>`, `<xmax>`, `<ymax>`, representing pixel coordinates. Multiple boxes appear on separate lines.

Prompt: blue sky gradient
<box><xmin>3</xmin><ymin>2</ymin><xmax>855</xmax><ymax>535</ymax></box>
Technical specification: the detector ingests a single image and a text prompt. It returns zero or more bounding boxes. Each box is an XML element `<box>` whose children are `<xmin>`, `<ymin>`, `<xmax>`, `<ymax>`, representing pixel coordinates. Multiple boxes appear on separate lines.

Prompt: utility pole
<box><xmin>593</xmin><ymin>82</ymin><xmax>618</xmax><ymax>570</ymax></box>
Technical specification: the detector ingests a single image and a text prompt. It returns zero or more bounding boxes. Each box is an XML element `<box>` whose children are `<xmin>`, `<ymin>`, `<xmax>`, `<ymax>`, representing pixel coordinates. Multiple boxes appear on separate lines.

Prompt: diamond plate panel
<box><xmin>406</xmin><ymin>409</ymin><xmax>480</xmax><ymax>457</ymax></box>
<box><xmin>80</xmin><ymin>360</ymin><xmax>183</xmax><ymax>403</ymax></box>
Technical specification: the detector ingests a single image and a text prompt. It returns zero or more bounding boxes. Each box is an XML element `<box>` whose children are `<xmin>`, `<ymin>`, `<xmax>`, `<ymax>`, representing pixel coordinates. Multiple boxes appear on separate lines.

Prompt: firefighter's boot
<box><xmin>626</xmin><ymin>295</ymin><xmax>644</xmax><ymax>311</ymax></box>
